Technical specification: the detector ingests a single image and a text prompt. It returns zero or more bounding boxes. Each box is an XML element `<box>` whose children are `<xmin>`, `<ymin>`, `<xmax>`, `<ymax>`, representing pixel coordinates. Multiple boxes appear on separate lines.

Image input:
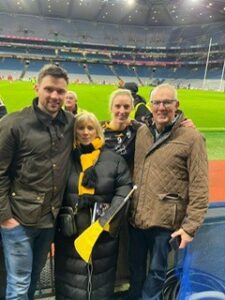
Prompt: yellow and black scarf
<box><xmin>78</xmin><ymin>138</ymin><xmax>103</xmax><ymax>196</ymax></box>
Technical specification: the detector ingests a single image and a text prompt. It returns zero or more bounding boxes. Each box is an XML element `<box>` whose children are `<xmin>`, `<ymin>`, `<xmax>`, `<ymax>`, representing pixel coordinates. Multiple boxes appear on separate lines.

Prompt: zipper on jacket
<box><xmin>87</xmin><ymin>259</ymin><xmax>93</xmax><ymax>300</ymax></box>
<box><xmin>87</xmin><ymin>206</ymin><xmax>94</xmax><ymax>300</ymax></box>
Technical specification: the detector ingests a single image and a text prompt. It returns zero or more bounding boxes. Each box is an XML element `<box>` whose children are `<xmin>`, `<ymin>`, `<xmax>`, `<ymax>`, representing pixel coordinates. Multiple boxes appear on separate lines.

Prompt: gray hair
<box><xmin>66</xmin><ymin>91</ymin><xmax>78</xmax><ymax>100</ymax></box>
<box><xmin>150</xmin><ymin>83</ymin><xmax>178</xmax><ymax>101</ymax></box>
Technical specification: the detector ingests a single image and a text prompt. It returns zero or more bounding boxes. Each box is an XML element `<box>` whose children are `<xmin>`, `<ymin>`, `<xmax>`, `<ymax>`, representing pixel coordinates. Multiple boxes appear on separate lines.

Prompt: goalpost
<box><xmin>202</xmin><ymin>37</ymin><xmax>212</xmax><ymax>90</ymax></box>
<box><xmin>219</xmin><ymin>59</ymin><xmax>225</xmax><ymax>92</ymax></box>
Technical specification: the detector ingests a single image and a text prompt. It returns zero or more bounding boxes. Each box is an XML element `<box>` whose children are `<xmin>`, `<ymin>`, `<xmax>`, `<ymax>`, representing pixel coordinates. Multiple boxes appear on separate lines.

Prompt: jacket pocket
<box><xmin>10</xmin><ymin>183</ymin><xmax>45</xmax><ymax>225</ymax></box>
<box><xmin>159</xmin><ymin>193</ymin><xmax>180</xmax><ymax>201</ymax></box>
<box><xmin>158</xmin><ymin>193</ymin><xmax>186</xmax><ymax>228</ymax></box>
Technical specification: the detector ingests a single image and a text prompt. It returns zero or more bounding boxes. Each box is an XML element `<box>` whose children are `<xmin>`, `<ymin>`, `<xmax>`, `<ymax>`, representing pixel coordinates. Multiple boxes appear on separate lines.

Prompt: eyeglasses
<box><xmin>150</xmin><ymin>99</ymin><xmax>177</xmax><ymax>107</ymax></box>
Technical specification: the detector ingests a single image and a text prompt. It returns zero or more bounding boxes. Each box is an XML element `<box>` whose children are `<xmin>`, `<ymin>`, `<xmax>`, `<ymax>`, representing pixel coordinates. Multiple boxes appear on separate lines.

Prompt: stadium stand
<box><xmin>0</xmin><ymin>9</ymin><xmax>225</xmax><ymax>89</ymax></box>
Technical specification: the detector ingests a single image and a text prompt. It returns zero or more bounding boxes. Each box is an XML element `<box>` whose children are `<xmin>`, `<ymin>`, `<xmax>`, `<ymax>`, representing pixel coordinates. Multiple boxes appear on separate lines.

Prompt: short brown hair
<box><xmin>38</xmin><ymin>64</ymin><xmax>69</xmax><ymax>84</ymax></box>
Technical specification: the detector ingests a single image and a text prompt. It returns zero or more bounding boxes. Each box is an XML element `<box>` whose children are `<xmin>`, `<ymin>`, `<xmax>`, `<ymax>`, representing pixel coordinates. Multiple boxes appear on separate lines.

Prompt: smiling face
<box><xmin>76</xmin><ymin>120</ymin><xmax>97</xmax><ymax>145</ymax></box>
<box><xmin>111</xmin><ymin>94</ymin><xmax>133</xmax><ymax>126</ymax></box>
<box><xmin>35</xmin><ymin>75</ymin><xmax>67</xmax><ymax>118</ymax></box>
<box><xmin>150</xmin><ymin>85</ymin><xmax>179</xmax><ymax>132</ymax></box>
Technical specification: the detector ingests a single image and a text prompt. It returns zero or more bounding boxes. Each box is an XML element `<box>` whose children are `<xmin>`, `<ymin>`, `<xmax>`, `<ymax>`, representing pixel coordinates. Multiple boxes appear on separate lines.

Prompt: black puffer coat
<box><xmin>55</xmin><ymin>146</ymin><xmax>132</xmax><ymax>300</ymax></box>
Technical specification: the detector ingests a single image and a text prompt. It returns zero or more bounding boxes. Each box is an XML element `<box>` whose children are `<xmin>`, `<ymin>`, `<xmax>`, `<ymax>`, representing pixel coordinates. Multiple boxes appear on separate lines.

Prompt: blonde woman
<box><xmin>102</xmin><ymin>89</ymin><xmax>142</xmax><ymax>170</ymax></box>
<box><xmin>54</xmin><ymin>112</ymin><xmax>132</xmax><ymax>300</ymax></box>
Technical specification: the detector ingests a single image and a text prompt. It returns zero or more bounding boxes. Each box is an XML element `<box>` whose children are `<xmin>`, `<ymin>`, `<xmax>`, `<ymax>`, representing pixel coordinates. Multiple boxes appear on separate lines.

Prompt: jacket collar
<box><xmin>32</xmin><ymin>98</ymin><xmax>68</xmax><ymax>127</ymax></box>
<box><xmin>146</xmin><ymin>110</ymin><xmax>185</xmax><ymax>156</ymax></box>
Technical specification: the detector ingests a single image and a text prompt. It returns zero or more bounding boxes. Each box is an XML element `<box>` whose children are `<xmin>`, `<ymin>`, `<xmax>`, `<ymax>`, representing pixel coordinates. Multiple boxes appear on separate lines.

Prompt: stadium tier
<box><xmin>0</xmin><ymin>9</ymin><xmax>225</xmax><ymax>89</ymax></box>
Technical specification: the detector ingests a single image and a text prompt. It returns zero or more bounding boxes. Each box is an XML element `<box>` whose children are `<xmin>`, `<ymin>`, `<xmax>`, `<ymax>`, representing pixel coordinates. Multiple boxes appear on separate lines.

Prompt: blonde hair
<box><xmin>74</xmin><ymin>112</ymin><xmax>105</xmax><ymax>147</ymax></box>
<box><xmin>109</xmin><ymin>89</ymin><xmax>134</xmax><ymax>111</ymax></box>
<box><xmin>150</xmin><ymin>83</ymin><xmax>178</xmax><ymax>101</ymax></box>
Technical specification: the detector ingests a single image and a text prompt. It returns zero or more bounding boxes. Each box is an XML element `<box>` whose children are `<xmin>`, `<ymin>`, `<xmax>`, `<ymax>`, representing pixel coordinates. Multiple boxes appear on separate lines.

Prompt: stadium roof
<box><xmin>0</xmin><ymin>0</ymin><xmax>225</xmax><ymax>27</ymax></box>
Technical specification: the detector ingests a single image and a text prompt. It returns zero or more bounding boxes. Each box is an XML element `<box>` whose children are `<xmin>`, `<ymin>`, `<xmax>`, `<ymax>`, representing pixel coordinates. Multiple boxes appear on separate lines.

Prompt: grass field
<box><xmin>0</xmin><ymin>80</ymin><xmax>225</xmax><ymax>160</ymax></box>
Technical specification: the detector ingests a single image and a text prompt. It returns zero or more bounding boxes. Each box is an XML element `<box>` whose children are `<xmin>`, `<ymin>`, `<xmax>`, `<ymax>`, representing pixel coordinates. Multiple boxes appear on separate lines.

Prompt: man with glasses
<box><xmin>128</xmin><ymin>83</ymin><xmax>208</xmax><ymax>300</ymax></box>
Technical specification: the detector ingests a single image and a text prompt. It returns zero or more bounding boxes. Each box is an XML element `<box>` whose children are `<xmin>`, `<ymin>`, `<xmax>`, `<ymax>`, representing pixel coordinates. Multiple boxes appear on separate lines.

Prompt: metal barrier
<box><xmin>34</xmin><ymin>254</ymin><xmax>55</xmax><ymax>299</ymax></box>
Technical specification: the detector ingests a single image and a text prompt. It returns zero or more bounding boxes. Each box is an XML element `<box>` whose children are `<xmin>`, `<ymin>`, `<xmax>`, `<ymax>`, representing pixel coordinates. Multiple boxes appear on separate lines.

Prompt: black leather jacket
<box><xmin>0</xmin><ymin>98</ymin><xmax>74</xmax><ymax>226</ymax></box>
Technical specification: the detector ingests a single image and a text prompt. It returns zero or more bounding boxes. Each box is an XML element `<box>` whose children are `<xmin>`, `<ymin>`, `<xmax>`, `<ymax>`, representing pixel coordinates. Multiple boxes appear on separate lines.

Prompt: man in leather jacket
<box><xmin>0</xmin><ymin>64</ymin><xmax>74</xmax><ymax>300</ymax></box>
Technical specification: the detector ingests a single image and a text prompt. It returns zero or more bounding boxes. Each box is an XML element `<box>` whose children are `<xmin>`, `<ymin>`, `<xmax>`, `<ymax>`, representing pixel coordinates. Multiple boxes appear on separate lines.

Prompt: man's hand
<box><xmin>180</xmin><ymin>119</ymin><xmax>195</xmax><ymax>129</ymax></box>
<box><xmin>0</xmin><ymin>218</ymin><xmax>20</xmax><ymax>229</ymax></box>
<box><xmin>171</xmin><ymin>228</ymin><xmax>193</xmax><ymax>249</ymax></box>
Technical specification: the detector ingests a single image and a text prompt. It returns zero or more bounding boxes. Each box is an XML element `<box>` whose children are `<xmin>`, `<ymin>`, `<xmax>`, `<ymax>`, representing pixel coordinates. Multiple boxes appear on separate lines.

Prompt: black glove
<box><xmin>77</xmin><ymin>195</ymin><xmax>95</xmax><ymax>209</ymax></box>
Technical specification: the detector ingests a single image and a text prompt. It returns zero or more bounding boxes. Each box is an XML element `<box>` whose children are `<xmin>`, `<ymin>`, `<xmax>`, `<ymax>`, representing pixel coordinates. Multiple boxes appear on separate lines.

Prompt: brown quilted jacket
<box><xmin>130</xmin><ymin>112</ymin><xmax>208</xmax><ymax>237</ymax></box>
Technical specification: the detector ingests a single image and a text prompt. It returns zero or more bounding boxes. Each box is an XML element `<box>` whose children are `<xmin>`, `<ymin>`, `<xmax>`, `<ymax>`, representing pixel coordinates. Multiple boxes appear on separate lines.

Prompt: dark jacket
<box><xmin>55</xmin><ymin>146</ymin><xmax>132</xmax><ymax>300</ymax></box>
<box><xmin>123</xmin><ymin>82</ymin><xmax>150</xmax><ymax>123</ymax></box>
<box><xmin>0</xmin><ymin>99</ymin><xmax>7</xmax><ymax>119</ymax></box>
<box><xmin>0</xmin><ymin>98</ymin><xmax>74</xmax><ymax>226</ymax></box>
<box><xmin>102</xmin><ymin>120</ymin><xmax>142</xmax><ymax>169</ymax></box>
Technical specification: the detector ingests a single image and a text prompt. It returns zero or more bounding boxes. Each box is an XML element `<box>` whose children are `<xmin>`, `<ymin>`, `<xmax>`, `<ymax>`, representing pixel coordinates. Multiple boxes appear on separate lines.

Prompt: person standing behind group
<box><xmin>0</xmin><ymin>64</ymin><xmax>74</xmax><ymax>300</ymax></box>
<box><xmin>121</xmin><ymin>82</ymin><xmax>151</xmax><ymax>123</ymax></box>
<box><xmin>64</xmin><ymin>90</ymin><xmax>79</xmax><ymax>115</ymax></box>
<box><xmin>128</xmin><ymin>83</ymin><xmax>208</xmax><ymax>300</ymax></box>
<box><xmin>54</xmin><ymin>111</ymin><xmax>132</xmax><ymax>300</ymax></box>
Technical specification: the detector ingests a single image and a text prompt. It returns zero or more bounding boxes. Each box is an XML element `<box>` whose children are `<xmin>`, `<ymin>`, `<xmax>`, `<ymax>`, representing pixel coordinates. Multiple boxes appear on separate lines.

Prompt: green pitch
<box><xmin>0</xmin><ymin>80</ymin><xmax>225</xmax><ymax>160</ymax></box>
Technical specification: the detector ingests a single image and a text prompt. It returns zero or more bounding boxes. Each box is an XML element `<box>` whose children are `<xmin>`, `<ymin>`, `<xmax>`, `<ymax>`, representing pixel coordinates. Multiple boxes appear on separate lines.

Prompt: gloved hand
<box><xmin>77</xmin><ymin>195</ymin><xmax>95</xmax><ymax>209</ymax></box>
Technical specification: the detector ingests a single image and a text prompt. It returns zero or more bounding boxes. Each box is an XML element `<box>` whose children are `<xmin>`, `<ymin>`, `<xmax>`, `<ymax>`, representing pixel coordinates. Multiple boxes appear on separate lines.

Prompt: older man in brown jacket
<box><xmin>128</xmin><ymin>83</ymin><xmax>208</xmax><ymax>300</ymax></box>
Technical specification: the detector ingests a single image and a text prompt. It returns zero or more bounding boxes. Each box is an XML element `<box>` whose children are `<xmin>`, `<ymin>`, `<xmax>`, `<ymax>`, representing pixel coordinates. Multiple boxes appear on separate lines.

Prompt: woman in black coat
<box><xmin>55</xmin><ymin>112</ymin><xmax>132</xmax><ymax>300</ymax></box>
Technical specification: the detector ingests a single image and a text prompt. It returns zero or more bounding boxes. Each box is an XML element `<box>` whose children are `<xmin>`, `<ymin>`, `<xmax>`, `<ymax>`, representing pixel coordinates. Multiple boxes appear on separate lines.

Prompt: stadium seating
<box><xmin>0</xmin><ymin>12</ymin><xmax>225</xmax><ymax>89</ymax></box>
